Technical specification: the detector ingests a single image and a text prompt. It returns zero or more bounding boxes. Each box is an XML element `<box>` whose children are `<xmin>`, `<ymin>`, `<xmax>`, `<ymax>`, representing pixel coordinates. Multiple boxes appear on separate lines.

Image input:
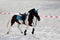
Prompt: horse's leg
<box><xmin>24</xmin><ymin>25</ymin><xmax>29</xmax><ymax>35</ymax></box>
<box><xmin>7</xmin><ymin>23</ymin><xmax>14</xmax><ymax>34</ymax></box>
<box><xmin>32</xmin><ymin>28</ymin><xmax>35</xmax><ymax>34</ymax></box>
<box><xmin>24</xmin><ymin>29</ymin><xmax>27</xmax><ymax>35</ymax></box>
<box><xmin>24</xmin><ymin>19</ymin><xmax>33</xmax><ymax>35</ymax></box>
<box><xmin>7</xmin><ymin>26</ymin><xmax>11</xmax><ymax>34</ymax></box>
<box><xmin>17</xmin><ymin>23</ymin><xmax>23</xmax><ymax>33</ymax></box>
<box><xmin>15</xmin><ymin>19</ymin><xmax>23</xmax><ymax>33</ymax></box>
<box><xmin>32</xmin><ymin>19</ymin><xmax>37</xmax><ymax>34</ymax></box>
<box><xmin>7</xmin><ymin>19</ymin><xmax>15</xmax><ymax>34</ymax></box>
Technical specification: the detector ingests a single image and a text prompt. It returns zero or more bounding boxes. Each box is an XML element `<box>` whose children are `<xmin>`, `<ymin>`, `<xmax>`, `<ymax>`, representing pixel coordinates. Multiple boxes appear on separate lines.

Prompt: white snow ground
<box><xmin>0</xmin><ymin>14</ymin><xmax>60</xmax><ymax>40</ymax></box>
<box><xmin>0</xmin><ymin>0</ymin><xmax>60</xmax><ymax>40</ymax></box>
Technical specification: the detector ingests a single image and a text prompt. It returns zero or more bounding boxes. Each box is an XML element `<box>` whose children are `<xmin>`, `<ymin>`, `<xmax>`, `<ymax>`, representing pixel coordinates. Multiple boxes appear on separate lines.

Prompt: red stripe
<box><xmin>55</xmin><ymin>16</ymin><xmax>58</xmax><ymax>18</ymax></box>
<box><xmin>45</xmin><ymin>16</ymin><xmax>48</xmax><ymax>18</ymax></box>
<box><xmin>50</xmin><ymin>16</ymin><xmax>53</xmax><ymax>18</ymax></box>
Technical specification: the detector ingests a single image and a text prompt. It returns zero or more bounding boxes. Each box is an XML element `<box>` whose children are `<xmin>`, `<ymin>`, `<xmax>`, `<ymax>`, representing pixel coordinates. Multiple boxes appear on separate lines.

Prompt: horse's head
<box><xmin>28</xmin><ymin>8</ymin><xmax>40</xmax><ymax>21</ymax></box>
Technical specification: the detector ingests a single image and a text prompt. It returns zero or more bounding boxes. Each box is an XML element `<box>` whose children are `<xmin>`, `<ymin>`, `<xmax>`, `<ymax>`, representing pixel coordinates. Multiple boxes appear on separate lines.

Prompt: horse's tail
<box><xmin>7</xmin><ymin>19</ymin><xmax>11</xmax><ymax>28</ymax></box>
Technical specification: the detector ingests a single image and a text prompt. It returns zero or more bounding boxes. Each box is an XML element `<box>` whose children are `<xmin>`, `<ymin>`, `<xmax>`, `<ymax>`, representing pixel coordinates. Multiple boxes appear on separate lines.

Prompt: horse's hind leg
<box><xmin>7</xmin><ymin>26</ymin><xmax>11</xmax><ymax>34</ymax></box>
<box><xmin>11</xmin><ymin>19</ymin><xmax>15</xmax><ymax>26</ymax></box>
<box><xmin>7</xmin><ymin>18</ymin><xmax>15</xmax><ymax>34</ymax></box>
<box><xmin>17</xmin><ymin>24</ymin><xmax>23</xmax><ymax>34</ymax></box>
<box><xmin>15</xmin><ymin>19</ymin><xmax>21</xmax><ymax>24</ymax></box>
<box><xmin>15</xmin><ymin>19</ymin><xmax>23</xmax><ymax>33</ymax></box>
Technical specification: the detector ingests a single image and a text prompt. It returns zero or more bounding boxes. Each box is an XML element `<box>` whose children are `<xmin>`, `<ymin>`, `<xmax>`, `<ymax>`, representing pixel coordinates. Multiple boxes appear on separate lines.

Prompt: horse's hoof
<box><xmin>21</xmin><ymin>32</ymin><xmax>23</xmax><ymax>33</ymax></box>
<box><xmin>24</xmin><ymin>33</ymin><xmax>26</xmax><ymax>35</ymax></box>
<box><xmin>32</xmin><ymin>32</ymin><xmax>34</xmax><ymax>34</ymax></box>
<box><xmin>7</xmin><ymin>32</ymin><xmax>9</xmax><ymax>34</ymax></box>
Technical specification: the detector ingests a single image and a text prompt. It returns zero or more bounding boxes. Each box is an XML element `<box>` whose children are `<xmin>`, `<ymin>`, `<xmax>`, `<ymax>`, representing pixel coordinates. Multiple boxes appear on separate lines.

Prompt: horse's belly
<box><xmin>18</xmin><ymin>20</ymin><xmax>23</xmax><ymax>24</ymax></box>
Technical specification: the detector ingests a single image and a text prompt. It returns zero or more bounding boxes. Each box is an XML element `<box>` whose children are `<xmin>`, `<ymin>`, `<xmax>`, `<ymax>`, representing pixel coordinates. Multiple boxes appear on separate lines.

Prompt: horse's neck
<box><xmin>25</xmin><ymin>15</ymin><xmax>37</xmax><ymax>26</ymax></box>
<box><xmin>25</xmin><ymin>13</ymin><xmax>33</xmax><ymax>24</ymax></box>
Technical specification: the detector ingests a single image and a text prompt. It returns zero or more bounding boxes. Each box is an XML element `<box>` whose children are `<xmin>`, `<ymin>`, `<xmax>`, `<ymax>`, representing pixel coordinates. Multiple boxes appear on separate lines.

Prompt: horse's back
<box><xmin>12</xmin><ymin>15</ymin><xmax>22</xmax><ymax>20</ymax></box>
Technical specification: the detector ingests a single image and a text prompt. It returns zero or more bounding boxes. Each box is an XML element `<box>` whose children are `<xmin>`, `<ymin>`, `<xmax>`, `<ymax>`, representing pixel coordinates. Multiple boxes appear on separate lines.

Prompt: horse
<box><xmin>7</xmin><ymin>8</ymin><xmax>40</xmax><ymax>35</ymax></box>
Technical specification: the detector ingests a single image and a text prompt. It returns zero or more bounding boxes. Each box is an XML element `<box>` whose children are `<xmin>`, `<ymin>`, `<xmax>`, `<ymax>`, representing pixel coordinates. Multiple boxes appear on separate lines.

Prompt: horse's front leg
<box><xmin>24</xmin><ymin>25</ymin><xmax>29</xmax><ymax>35</ymax></box>
<box><xmin>32</xmin><ymin>28</ymin><xmax>35</xmax><ymax>34</ymax></box>
<box><xmin>24</xmin><ymin>29</ymin><xmax>27</xmax><ymax>35</ymax></box>
<box><xmin>32</xmin><ymin>19</ymin><xmax>37</xmax><ymax>34</ymax></box>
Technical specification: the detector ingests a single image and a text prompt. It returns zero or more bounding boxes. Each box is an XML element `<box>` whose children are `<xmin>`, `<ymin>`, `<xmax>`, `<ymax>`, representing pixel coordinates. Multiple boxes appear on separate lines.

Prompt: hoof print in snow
<box><xmin>21</xmin><ymin>32</ymin><xmax>23</xmax><ymax>34</ymax></box>
<box><xmin>7</xmin><ymin>32</ymin><xmax>9</xmax><ymax>34</ymax></box>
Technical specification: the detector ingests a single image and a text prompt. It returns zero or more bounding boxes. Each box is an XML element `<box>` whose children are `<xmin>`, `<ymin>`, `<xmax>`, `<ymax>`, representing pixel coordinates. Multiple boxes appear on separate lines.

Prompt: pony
<box><xmin>7</xmin><ymin>8</ymin><xmax>40</xmax><ymax>35</ymax></box>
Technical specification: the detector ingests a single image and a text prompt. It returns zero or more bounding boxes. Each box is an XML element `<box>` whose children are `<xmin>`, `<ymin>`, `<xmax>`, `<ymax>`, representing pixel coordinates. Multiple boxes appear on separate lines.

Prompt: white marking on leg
<box><xmin>17</xmin><ymin>24</ymin><xmax>23</xmax><ymax>33</ymax></box>
<box><xmin>7</xmin><ymin>26</ymin><xmax>11</xmax><ymax>34</ymax></box>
